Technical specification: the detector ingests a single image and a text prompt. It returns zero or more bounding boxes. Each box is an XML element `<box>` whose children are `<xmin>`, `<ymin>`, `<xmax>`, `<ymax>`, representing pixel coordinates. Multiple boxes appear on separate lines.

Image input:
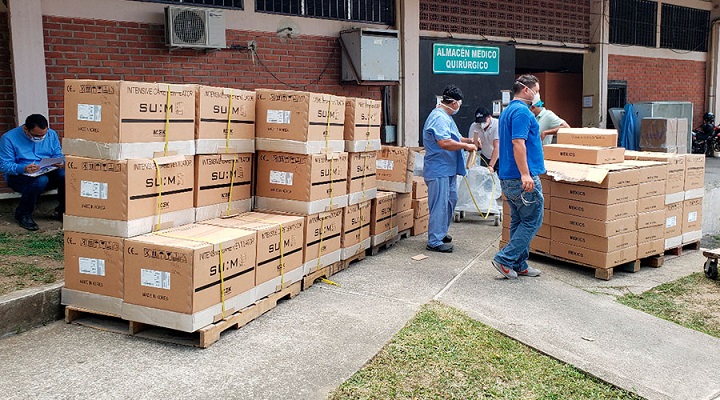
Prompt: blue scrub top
<box><xmin>422</xmin><ymin>107</ymin><xmax>466</xmax><ymax>179</ymax></box>
<box><xmin>497</xmin><ymin>100</ymin><xmax>546</xmax><ymax>180</ymax></box>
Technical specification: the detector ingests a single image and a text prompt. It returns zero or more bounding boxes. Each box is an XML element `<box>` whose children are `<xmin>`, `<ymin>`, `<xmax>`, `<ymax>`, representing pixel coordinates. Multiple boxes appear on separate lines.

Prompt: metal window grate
<box><xmin>661</xmin><ymin>4</ymin><xmax>710</xmax><ymax>52</ymax></box>
<box><xmin>609</xmin><ymin>0</ymin><xmax>657</xmax><ymax>47</ymax></box>
<box><xmin>134</xmin><ymin>0</ymin><xmax>244</xmax><ymax>8</ymax></box>
<box><xmin>257</xmin><ymin>0</ymin><xmax>394</xmax><ymax>24</ymax></box>
<box><xmin>606</xmin><ymin>80</ymin><xmax>627</xmax><ymax>130</ymax></box>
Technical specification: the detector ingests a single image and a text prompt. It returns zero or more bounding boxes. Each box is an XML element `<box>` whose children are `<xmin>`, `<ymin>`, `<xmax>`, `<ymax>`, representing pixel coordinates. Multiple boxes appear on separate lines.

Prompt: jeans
<box><xmin>425</xmin><ymin>175</ymin><xmax>457</xmax><ymax>247</ymax></box>
<box><xmin>494</xmin><ymin>176</ymin><xmax>543</xmax><ymax>272</ymax></box>
<box><xmin>7</xmin><ymin>168</ymin><xmax>65</xmax><ymax>218</ymax></box>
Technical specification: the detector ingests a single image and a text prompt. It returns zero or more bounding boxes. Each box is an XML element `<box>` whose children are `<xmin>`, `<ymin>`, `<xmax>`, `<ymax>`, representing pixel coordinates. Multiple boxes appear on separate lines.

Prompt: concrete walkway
<box><xmin>1</xmin><ymin>215</ymin><xmax>719</xmax><ymax>400</ymax></box>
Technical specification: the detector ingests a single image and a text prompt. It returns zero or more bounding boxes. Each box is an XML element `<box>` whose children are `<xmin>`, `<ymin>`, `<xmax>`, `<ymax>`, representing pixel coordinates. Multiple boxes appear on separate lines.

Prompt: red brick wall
<box><xmin>0</xmin><ymin>13</ymin><xmax>15</xmax><ymax>133</ymax></box>
<box><xmin>608</xmin><ymin>55</ymin><xmax>706</xmax><ymax>127</ymax></box>
<box><xmin>419</xmin><ymin>0</ymin><xmax>591</xmax><ymax>45</ymax></box>
<box><xmin>43</xmin><ymin>16</ymin><xmax>381</xmax><ymax>135</ymax></box>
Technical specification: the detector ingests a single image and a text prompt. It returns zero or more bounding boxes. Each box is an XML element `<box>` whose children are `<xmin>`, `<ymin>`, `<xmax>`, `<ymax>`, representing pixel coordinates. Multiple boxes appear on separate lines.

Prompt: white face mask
<box><xmin>517</xmin><ymin>81</ymin><xmax>539</xmax><ymax>105</ymax></box>
<box><xmin>533</xmin><ymin>93</ymin><xmax>541</xmax><ymax>106</ymax></box>
<box><xmin>441</xmin><ymin>100</ymin><xmax>461</xmax><ymax>115</ymax></box>
<box><xmin>480</xmin><ymin>121</ymin><xmax>490</xmax><ymax>130</ymax></box>
<box><xmin>30</xmin><ymin>135</ymin><xmax>46</xmax><ymax>143</ymax></box>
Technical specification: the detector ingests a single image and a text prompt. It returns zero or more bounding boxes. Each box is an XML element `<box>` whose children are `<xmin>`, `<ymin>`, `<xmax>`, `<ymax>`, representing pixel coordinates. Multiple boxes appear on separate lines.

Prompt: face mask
<box><xmin>441</xmin><ymin>100</ymin><xmax>461</xmax><ymax>115</ymax></box>
<box><xmin>533</xmin><ymin>93</ymin><xmax>541</xmax><ymax>106</ymax></box>
<box><xmin>30</xmin><ymin>135</ymin><xmax>46</xmax><ymax>143</ymax></box>
<box><xmin>481</xmin><ymin>121</ymin><xmax>490</xmax><ymax>130</ymax></box>
<box><xmin>517</xmin><ymin>81</ymin><xmax>538</xmax><ymax>105</ymax></box>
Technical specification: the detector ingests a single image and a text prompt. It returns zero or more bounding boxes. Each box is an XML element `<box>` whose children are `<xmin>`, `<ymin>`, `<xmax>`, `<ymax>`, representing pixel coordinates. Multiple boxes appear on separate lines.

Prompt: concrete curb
<box><xmin>0</xmin><ymin>282</ymin><xmax>64</xmax><ymax>338</ymax></box>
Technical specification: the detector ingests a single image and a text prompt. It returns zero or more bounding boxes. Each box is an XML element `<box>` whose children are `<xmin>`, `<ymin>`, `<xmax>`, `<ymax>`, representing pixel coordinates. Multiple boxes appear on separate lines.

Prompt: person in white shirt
<box><xmin>530</xmin><ymin>100</ymin><xmax>570</xmax><ymax>145</ymax></box>
<box><xmin>468</xmin><ymin>107</ymin><xmax>499</xmax><ymax>173</ymax></box>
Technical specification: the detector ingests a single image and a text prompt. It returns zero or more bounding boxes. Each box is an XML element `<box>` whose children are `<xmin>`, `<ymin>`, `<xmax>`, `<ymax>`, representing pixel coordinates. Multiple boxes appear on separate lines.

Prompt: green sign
<box><xmin>433</xmin><ymin>43</ymin><xmax>500</xmax><ymax>75</ymax></box>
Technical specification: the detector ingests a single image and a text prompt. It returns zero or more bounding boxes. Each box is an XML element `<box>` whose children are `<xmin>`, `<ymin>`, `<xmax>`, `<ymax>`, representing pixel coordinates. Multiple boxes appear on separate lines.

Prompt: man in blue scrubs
<box><xmin>0</xmin><ymin>114</ymin><xmax>65</xmax><ymax>231</ymax></box>
<box><xmin>422</xmin><ymin>85</ymin><xmax>478</xmax><ymax>253</ymax></box>
<box><xmin>492</xmin><ymin>75</ymin><xmax>545</xmax><ymax>278</ymax></box>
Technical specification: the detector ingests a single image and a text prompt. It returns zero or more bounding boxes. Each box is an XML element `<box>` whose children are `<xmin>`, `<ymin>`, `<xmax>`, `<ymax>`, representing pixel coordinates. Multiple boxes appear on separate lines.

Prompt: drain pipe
<box><xmin>708</xmin><ymin>19</ymin><xmax>720</xmax><ymax>117</ymax></box>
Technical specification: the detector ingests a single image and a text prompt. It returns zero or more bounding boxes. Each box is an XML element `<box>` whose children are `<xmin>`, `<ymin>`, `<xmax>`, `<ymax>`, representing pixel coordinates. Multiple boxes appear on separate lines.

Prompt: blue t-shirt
<box><xmin>0</xmin><ymin>126</ymin><xmax>64</xmax><ymax>176</ymax></box>
<box><xmin>497</xmin><ymin>100</ymin><xmax>545</xmax><ymax>179</ymax></box>
<box><xmin>422</xmin><ymin>107</ymin><xmax>466</xmax><ymax>179</ymax></box>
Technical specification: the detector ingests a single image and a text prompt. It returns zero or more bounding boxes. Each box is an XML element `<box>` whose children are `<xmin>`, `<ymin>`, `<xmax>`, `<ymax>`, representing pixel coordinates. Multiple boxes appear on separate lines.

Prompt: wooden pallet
<box><xmin>529</xmin><ymin>251</ymin><xmax>642</xmax><ymax>281</ymax></box>
<box><xmin>398</xmin><ymin>229</ymin><xmax>412</xmax><ymax>240</ymax></box>
<box><xmin>640</xmin><ymin>254</ymin><xmax>664</xmax><ymax>268</ymax></box>
<box><xmin>302</xmin><ymin>260</ymin><xmax>345</xmax><ymax>290</ymax></box>
<box><xmin>367</xmin><ymin>235</ymin><xmax>400</xmax><ymax>256</ymax></box>
<box><xmin>65</xmin><ymin>280</ymin><xmax>302</xmax><ymax>348</ymax></box>
<box><xmin>341</xmin><ymin>250</ymin><xmax>366</xmax><ymax>270</ymax></box>
<box><xmin>665</xmin><ymin>241</ymin><xmax>701</xmax><ymax>257</ymax></box>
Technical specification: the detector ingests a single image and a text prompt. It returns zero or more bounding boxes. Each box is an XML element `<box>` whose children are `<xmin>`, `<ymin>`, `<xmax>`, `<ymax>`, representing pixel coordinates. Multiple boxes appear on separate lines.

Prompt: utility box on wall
<box><xmin>340</xmin><ymin>29</ymin><xmax>399</xmax><ymax>83</ymax></box>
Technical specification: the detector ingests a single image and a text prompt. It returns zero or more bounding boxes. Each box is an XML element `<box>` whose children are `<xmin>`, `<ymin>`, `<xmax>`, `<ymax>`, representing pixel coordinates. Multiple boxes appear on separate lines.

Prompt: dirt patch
<box><xmin>0</xmin><ymin>254</ymin><xmax>64</xmax><ymax>296</ymax></box>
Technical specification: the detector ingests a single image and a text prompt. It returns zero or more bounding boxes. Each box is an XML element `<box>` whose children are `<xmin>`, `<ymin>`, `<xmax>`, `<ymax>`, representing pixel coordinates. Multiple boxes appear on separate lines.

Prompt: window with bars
<box><xmin>256</xmin><ymin>0</ymin><xmax>394</xmax><ymax>25</ymax></box>
<box><xmin>133</xmin><ymin>0</ymin><xmax>244</xmax><ymax>9</ymax></box>
<box><xmin>609</xmin><ymin>0</ymin><xmax>657</xmax><ymax>47</ymax></box>
<box><xmin>661</xmin><ymin>4</ymin><xmax>710</xmax><ymax>52</ymax></box>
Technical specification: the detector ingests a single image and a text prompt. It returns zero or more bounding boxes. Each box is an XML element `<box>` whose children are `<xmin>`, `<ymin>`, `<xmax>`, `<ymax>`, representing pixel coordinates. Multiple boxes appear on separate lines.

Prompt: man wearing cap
<box><xmin>422</xmin><ymin>85</ymin><xmax>477</xmax><ymax>253</ymax></box>
<box><xmin>530</xmin><ymin>100</ymin><xmax>570</xmax><ymax>145</ymax></box>
<box><xmin>468</xmin><ymin>107</ymin><xmax>499</xmax><ymax>173</ymax></box>
<box><xmin>492</xmin><ymin>75</ymin><xmax>544</xmax><ymax>278</ymax></box>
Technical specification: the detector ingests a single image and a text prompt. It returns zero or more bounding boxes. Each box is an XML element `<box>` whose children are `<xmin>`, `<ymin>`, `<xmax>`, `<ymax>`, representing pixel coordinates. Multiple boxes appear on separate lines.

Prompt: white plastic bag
<box><xmin>455</xmin><ymin>161</ymin><xmax>501</xmax><ymax>214</ymax></box>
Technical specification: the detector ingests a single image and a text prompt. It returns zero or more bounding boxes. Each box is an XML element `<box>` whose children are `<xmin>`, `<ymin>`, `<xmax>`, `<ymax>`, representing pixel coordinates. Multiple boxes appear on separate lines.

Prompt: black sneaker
<box><xmin>15</xmin><ymin>215</ymin><xmax>39</xmax><ymax>231</ymax></box>
<box><xmin>442</xmin><ymin>235</ymin><xmax>452</xmax><ymax>243</ymax></box>
<box><xmin>426</xmin><ymin>243</ymin><xmax>454</xmax><ymax>253</ymax></box>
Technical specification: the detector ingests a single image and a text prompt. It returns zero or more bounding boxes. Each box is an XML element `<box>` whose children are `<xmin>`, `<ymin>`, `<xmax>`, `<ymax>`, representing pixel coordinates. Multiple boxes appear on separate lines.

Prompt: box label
<box><xmin>666</xmin><ymin>216</ymin><xmax>677</xmax><ymax>228</ymax></box>
<box><xmin>78</xmin><ymin>257</ymin><xmax>106</xmax><ymax>276</ymax></box>
<box><xmin>266</xmin><ymin>110</ymin><xmax>291</xmax><ymax>124</ymax></box>
<box><xmin>80</xmin><ymin>180</ymin><xmax>108</xmax><ymax>200</ymax></box>
<box><xmin>376</xmin><ymin>159</ymin><xmax>394</xmax><ymax>170</ymax></box>
<box><xmin>688</xmin><ymin>211</ymin><xmax>697</xmax><ymax>223</ymax></box>
<box><xmin>269</xmin><ymin>170</ymin><xmax>294</xmax><ymax>186</ymax></box>
<box><xmin>77</xmin><ymin>104</ymin><xmax>102</xmax><ymax>122</ymax></box>
<box><xmin>140</xmin><ymin>269</ymin><xmax>171</xmax><ymax>290</ymax></box>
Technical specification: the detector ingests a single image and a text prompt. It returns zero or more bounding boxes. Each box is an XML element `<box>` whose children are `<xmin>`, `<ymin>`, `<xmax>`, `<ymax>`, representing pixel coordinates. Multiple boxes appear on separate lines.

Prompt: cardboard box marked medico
<box><xmin>664</xmin><ymin>202</ymin><xmax>683</xmax><ymax>239</ymax></box>
<box><xmin>638</xmin><ymin>210</ymin><xmax>665</xmax><ymax>229</ymax></box>
<box><xmin>637</xmin><ymin>239</ymin><xmax>664</xmax><ymax>258</ymax></box>
<box><xmin>398</xmin><ymin>209</ymin><xmax>414</xmax><ymax>231</ymax></box>
<box><xmin>550</xmin><ymin>241</ymin><xmax>637</xmax><ymax>269</ymax></box>
<box><xmin>63</xmin><ymin>79</ymin><xmax>196</xmax><ymax>159</ymax></box>
<box><xmin>571</xmin><ymin>166</ymin><xmax>640</xmax><ymax>189</ymax></box>
<box><xmin>412</xmin><ymin>177</ymin><xmax>428</xmax><ymax>199</ymax></box>
<box><xmin>255</xmin><ymin>151</ymin><xmax>349</xmax><ymax>214</ymax></box>
<box><xmin>195</xmin><ymin>86</ymin><xmax>255</xmax><ymax>154</ymax></box>
<box><xmin>64</xmin><ymin>155</ymin><xmax>195</xmax><ymax>237</ymax></box>
<box><xmin>624</xmin><ymin>151</ymin><xmax>685</xmax><ymax>195</ymax></box>
<box><xmin>638</xmin><ymin>226</ymin><xmax>664</xmax><ymax>243</ymax></box>
<box><xmin>543</xmin><ymin>144</ymin><xmax>624</xmax><ymax>165</ymax></box>
<box><xmin>637</xmin><ymin>195</ymin><xmax>665</xmax><ymax>213</ymax></box>
<box><xmin>342</xmin><ymin>201</ymin><xmax>372</xmax><ymax>258</ymax></box>
<box><xmin>255</xmin><ymin>89</ymin><xmax>345</xmax><ymax>154</ymax></box>
<box><xmin>622</xmin><ymin>160</ymin><xmax>667</xmax><ymax>182</ymax></box>
<box><xmin>64</xmin><ymin>231</ymin><xmax>124</xmax><ymax>299</ymax></box>
<box><xmin>550</xmin><ymin>181</ymin><xmax>638</xmax><ymax>205</ymax></box>
<box><xmin>344</xmin><ymin>98</ymin><xmax>382</xmax><ymax>152</ymax></box>
<box><xmin>551</xmin><ymin>211</ymin><xmax>636</xmax><ymax>237</ymax></box>
<box><xmin>194</xmin><ymin>154</ymin><xmax>252</xmax><ymax>221</ymax></box>
<box><xmin>123</xmin><ymin>223</ymin><xmax>257</xmax><ymax>317</ymax></box>
<box><xmin>377</xmin><ymin>146</ymin><xmax>413</xmax><ymax>193</ymax></box>
<box><xmin>682</xmin><ymin>198</ymin><xmax>702</xmax><ymax>234</ymax></box>
<box><xmin>556</xmin><ymin>128</ymin><xmax>618</xmax><ymax>147</ymax></box>
<box><xmin>550</xmin><ymin>197</ymin><xmax>636</xmax><ymax>221</ymax></box>
<box><xmin>551</xmin><ymin>226</ymin><xmax>637</xmax><ymax>253</ymax></box>
<box><xmin>347</xmin><ymin>152</ymin><xmax>378</xmax><ymax>205</ymax></box>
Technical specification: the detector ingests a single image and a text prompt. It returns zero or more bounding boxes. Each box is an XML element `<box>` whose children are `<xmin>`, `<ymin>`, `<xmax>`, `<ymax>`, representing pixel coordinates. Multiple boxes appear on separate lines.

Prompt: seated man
<box><xmin>0</xmin><ymin>114</ymin><xmax>65</xmax><ymax>231</ymax></box>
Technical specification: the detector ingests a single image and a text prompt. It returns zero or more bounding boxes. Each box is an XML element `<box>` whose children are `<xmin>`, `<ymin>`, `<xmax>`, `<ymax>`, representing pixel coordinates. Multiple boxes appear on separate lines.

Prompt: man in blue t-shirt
<box><xmin>0</xmin><ymin>114</ymin><xmax>65</xmax><ymax>231</ymax></box>
<box><xmin>492</xmin><ymin>75</ymin><xmax>546</xmax><ymax>278</ymax></box>
<box><xmin>422</xmin><ymin>85</ymin><xmax>478</xmax><ymax>253</ymax></box>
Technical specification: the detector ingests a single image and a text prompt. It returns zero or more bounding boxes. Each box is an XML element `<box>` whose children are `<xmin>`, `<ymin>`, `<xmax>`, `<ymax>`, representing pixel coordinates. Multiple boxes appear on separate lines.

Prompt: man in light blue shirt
<box><xmin>422</xmin><ymin>85</ymin><xmax>477</xmax><ymax>253</ymax></box>
<box><xmin>0</xmin><ymin>114</ymin><xmax>65</xmax><ymax>231</ymax></box>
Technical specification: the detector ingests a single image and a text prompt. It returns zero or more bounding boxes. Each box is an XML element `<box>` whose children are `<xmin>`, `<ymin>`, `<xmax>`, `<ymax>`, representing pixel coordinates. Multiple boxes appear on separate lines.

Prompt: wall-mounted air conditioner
<box><xmin>165</xmin><ymin>6</ymin><xmax>226</xmax><ymax>50</ymax></box>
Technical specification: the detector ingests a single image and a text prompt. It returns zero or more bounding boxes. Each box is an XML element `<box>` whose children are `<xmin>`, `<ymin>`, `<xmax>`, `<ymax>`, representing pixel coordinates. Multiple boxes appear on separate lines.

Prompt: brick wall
<box><xmin>0</xmin><ymin>13</ymin><xmax>15</xmax><ymax>133</ymax></box>
<box><xmin>608</xmin><ymin>55</ymin><xmax>706</xmax><ymax>127</ymax></box>
<box><xmin>43</xmin><ymin>16</ymin><xmax>381</xmax><ymax>135</ymax></box>
<box><xmin>419</xmin><ymin>0</ymin><xmax>591</xmax><ymax>45</ymax></box>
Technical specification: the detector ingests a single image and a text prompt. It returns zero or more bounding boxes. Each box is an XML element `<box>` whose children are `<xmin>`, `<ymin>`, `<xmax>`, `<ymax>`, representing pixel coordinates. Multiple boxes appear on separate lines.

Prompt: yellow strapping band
<box><xmin>227</xmin><ymin>159</ymin><xmax>237</xmax><ymax>213</ymax></box>
<box><xmin>225</xmin><ymin>92</ymin><xmax>233</xmax><ymax>153</ymax></box>
<box><xmin>360</xmin><ymin>101</ymin><xmax>373</xmax><ymax>200</ymax></box>
<box><xmin>278</xmin><ymin>223</ymin><xmax>285</xmax><ymax>288</ymax></box>
<box><xmin>463</xmin><ymin>155</ymin><xmax>497</xmax><ymax>220</ymax></box>
<box><xmin>152</xmin><ymin>159</ymin><xmax>163</xmax><ymax>231</ymax></box>
<box><xmin>163</xmin><ymin>85</ymin><xmax>171</xmax><ymax>156</ymax></box>
<box><xmin>325</xmin><ymin>95</ymin><xmax>335</xmax><ymax>209</ymax></box>
<box><xmin>316</xmin><ymin>214</ymin><xmax>326</xmax><ymax>270</ymax></box>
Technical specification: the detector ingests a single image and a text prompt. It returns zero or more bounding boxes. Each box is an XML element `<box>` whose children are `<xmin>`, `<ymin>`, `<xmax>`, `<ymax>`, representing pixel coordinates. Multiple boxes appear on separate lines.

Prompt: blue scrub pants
<box><xmin>424</xmin><ymin>175</ymin><xmax>457</xmax><ymax>247</ymax></box>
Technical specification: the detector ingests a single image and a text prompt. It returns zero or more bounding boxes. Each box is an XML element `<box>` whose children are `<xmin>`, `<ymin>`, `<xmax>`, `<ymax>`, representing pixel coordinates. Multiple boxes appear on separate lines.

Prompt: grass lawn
<box><xmin>329</xmin><ymin>302</ymin><xmax>639</xmax><ymax>400</ymax></box>
<box><xmin>0</xmin><ymin>230</ymin><xmax>64</xmax><ymax>296</ymax></box>
<box><xmin>618</xmin><ymin>272</ymin><xmax>720</xmax><ymax>339</ymax></box>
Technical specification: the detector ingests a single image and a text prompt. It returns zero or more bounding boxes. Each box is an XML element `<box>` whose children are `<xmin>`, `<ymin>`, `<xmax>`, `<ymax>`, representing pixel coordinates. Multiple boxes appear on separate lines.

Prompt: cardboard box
<box><xmin>550</xmin><ymin>197</ymin><xmax>636</xmax><ymax>221</ymax></box>
<box><xmin>551</xmin><ymin>226</ymin><xmax>637</xmax><ymax>253</ymax></box>
<box><xmin>550</xmin><ymin>241</ymin><xmax>637</xmax><ymax>269</ymax></box>
<box><xmin>676</xmin><ymin>118</ymin><xmax>689</xmax><ymax>149</ymax></box>
<box><xmin>637</xmin><ymin>195</ymin><xmax>665</xmax><ymax>213</ymax></box>
<box><xmin>302</xmin><ymin>209</ymin><xmax>343</xmax><ymax>274</ymax></box>
<box><xmin>63</xmin><ymin>79</ymin><xmax>196</xmax><ymax>159</ymax></box>
<box><xmin>638</xmin><ymin>226</ymin><xmax>664</xmax><ymax>243</ymax></box>
<box><xmin>664</xmin><ymin>202</ymin><xmax>683</xmax><ymax>239</ymax></box>
<box><xmin>123</xmin><ymin>223</ymin><xmax>257</xmax><ymax>318</ymax></box>
<box><xmin>639</xmin><ymin>182</ymin><xmax>664</xmax><ymax>198</ymax></box>
<box><xmin>412</xmin><ymin>177</ymin><xmax>429</xmax><ymax>199</ymax></box>
<box><xmin>347</xmin><ymin>151</ymin><xmax>378</xmax><ymax>205</ymax></box>
<box><xmin>397</xmin><ymin>209</ymin><xmax>414</xmax><ymax>232</ymax></box>
<box><xmin>412</xmin><ymin>197</ymin><xmax>429</xmax><ymax>219</ymax></box>
<box><xmin>624</xmin><ymin>151</ymin><xmax>685</xmax><ymax>196</ymax></box>
<box><xmin>684</xmin><ymin>154</ymin><xmax>705</xmax><ymax>191</ymax></box>
<box><xmin>413</xmin><ymin>214</ymin><xmax>429</xmax><ymax>235</ymax></box>
<box><xmin>637</xmin><ymin>210</ymin><xmax>665</xmax><ymax>229</ymax></box>
<box><xmin>64</xmin><ymin>231</ymin><xmax>124</xmax><ymax>299</ymax></box>
<box><xmin>555</xmin><ymin>128</ymin><xmax>618</xmax><ymax>147</ymax></box>
<box><xmin>622</xmin><ymin>160</ymin><xmax>668</xmax><ymax>182</ymax></box>
<box><xmin>543</xmin><ymin>144</ymin><xmax>624</xmax><ymax>165</ymax></box>
<box><xmin>254</xmin><ymin>89</ymin><xmax>345</xmax><ymax>154</ymax></box>
<box><xmin>371</xmin><ymin>191</ymin><xmax>396</xmax><ymax>237</ymax></box>
<box><xmin>255</xmin><ymin>151</ymin><xmax>349</xmax><ymax>214</ymax></box>
<box><xmin>194</xmin><ymin>154</ymin><xmax>252</xmax><ymax>221</ymax></box>
<box><xmin>551</xmin><ymin>211</ymin><xmax>636</xmax><ymax>237</ymax></box>
<box><xmin>200</xmin><ymin>212</ymin><xmax>305</xmax><ymax>285</ymax></box>
<box><xmin>61</xmin><ymin>288</ymin><xmax>123</xmax><ymax>317</ymax></box>
<box><xmin>530</xmin><ymin>236</ymin><xmax>551</xmax><ymax>254</ymax></box>
<box><xmin>195</xmin><ymin>86</ymin><xmax>255</xmax><ymax>154</ymax></box>
<box><xmin>637</xmin><ymin>239</ymin><xmax>664</xmax><ymax>258</ymax></box>
<box><xmin>395</xmin><ymin>193</ymin><xmax>413</xmax><ymax>213</ymax></box>
<box><xmin>550</xmin><ymin>181</ymin><xmax>638</xmax><ymax>205</ymax></box>
<box><xmin>571</xmin><ymin>167</ymin><xmax>640</xmax><ymax>189</ymax></box>
<box><xmin>377</xmin><ymin>146</ymin><xmax>413</xmax><ymax>193</ymax></box>
<box><xmin>537</xmin><ymin>223</ymin><xmax>551</xmax><ymax>239</ymax></box>
<box><xmin>539</xmin><ymin>176</ymin><xmax>552</xmax><ymax>195</ymax></box>
<box><xmin>341</xmin><ymin>201</ymin><xmax>372</xmax><ymax>259</ymax></box>
<box><xmin>344</xmin><ymin>97</ymin><xmax>382</xmax><ymax>152</ymax></box>
<box><xmin>64</xmin><ymin>155</ymin><xmax>195</xmax><ymax>237</ymax></box>
<box><xmin>640</xmin><ymin>118</ymin><xmax>677</xmax><ymax>152</ymax></box>
<box><xmin>682</xmin><ymin>198</ymin><xmax>702</xmax><ymax>234</ymax></box>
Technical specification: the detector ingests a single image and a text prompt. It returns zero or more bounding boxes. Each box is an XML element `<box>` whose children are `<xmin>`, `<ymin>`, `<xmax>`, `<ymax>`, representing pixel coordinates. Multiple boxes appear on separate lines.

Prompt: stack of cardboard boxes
<box><xmin>639</xmin><ymin>118</ymin><xmax>689</xmax><ymax>154</ymax></box>
<box><xmin>372</xmin><ymin>146</ymin><xmax>419</xmax><ymax>244</ymax></box>
<box><xmin>411</xmin><ymin>177</ymin><xmax>429</xmax><ymax>236</ymax></box>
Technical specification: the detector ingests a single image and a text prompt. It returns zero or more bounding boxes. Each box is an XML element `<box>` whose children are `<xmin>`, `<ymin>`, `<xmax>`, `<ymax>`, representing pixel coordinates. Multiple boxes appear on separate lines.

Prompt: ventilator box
<box><xmin>550</xmin><ymin>197</ymin><xmax>636</xmax><ymax>222</ymax></box>
<box><xmin>377</xmin><ymin>146</ymin><xmax>413</xmax><ymax>193</ymax></box>
<box><xmin>684</xmin><ymin>154</ymin><xmax>705</xmax><ymax>199</ymax></box>
<box><xmin>682</xmin><ymin>198</ymin><xmax>703</xmax><ymax>244</ymax></box>
<box><xmin>550</xmin><ymin>181</ymin><xmax>638</xmax><ymax>205</ymax></box>
<box><xmin>624</xmin><ymin>151</ymin><xmax>685</xmax><ymax>202</ymax></box>
<box><xmin>194</xmin><ymin>154</ymin><xmax>252</xmax><ymax>222</ymax></box>
<box><xmin>255</xmin><ymin>89</ymin><xmax>345</xmax><ymax>154</ymax></box>
<box><xmin>255</xmin><ymin>151</ymin><xmax>349</xmax><ymax>214</ymax></box>
<box><xmin>341</xmin><ymin>201</ymin><xmax>372</xmax><ymax>260</ymax></box>
<box><xmin>550</xmin><ymin>241</ymin><xmax>637</xmax><ymax>269</ymax></box>
<box><xmin>344</xmin><ymin>97</ymin><xmax>382</xmax><ymax>152</ymax></box>
<box><xmin>412</xmin><ymin>177</ymin><xmax>428</xmax><ymax>199</ymax></box>
<box><xmin>63</xmin><ymin>79</ymin><xmax>196</xmax><ymax>159</ymax></box>
<box><xmin>664</xmin><ymin>202</ymin><xmax>683</xmax><ymax>249</ymax></box>
<box><xmin>195</xmin><ymin>86</ymin><xmax>255</xmax><ymax>154</ymax></box>
<box><xmin>122</xmin><ymin>223</ymin><xmax>257</xmax><ymax>332</ymax></box>
<box><xmin>395</xmin><ymin>193</ymin><xmax>412</xmax><ymax>213</ymax></box>
<box><xmin>551</xmin><ymin>227</ymin><xmax>637</xmax><ymax>254</ymax></box>
<box><xmin>301</xmin><ymin>209</ymin><xmax>343</xmax><ymax>275</ymax></box>
<box><xmin>543</xmin><ymin>144</ymin><xmax>624</xmax><ymax>165</ymax></box>
<box><xmin>200</xmin><ymin>212</ymin><xmax>304</xmax><ymax>300</ymax></box>
<box><xmin>347</xmin><ymin>151</ymin><xmax>377</xmax><ymax>205</ymax></box>
<box><xmin>556</xmin><ymin>128</ymin><xmax>618</xmax><ymax>147</ymax></box>
<box><xmin>412</xmin><ymin>197</ymin><xmax>429</xmax><ymax>219</ymax></box>
<box><xmin>64</xmin><ymin>155</ymin><xmax>195</xmax><ymax>237</ymax></box>
<box><xmin>371</xmin><ymin>191</ymin><xmax>398</xmax><ymax>243</ymax></box>
<box><xmin>61</xmin><ymin>232</ymin><xmax>124</xmax><ymax>315</ymax></box>
<box><xmin>551</xmin><ymin>211</ymin><xmax>636</xmax><ymax>237</ymax></box>
<box><xmin>413</xmin><ymin>214</ymin><xmax>429</xmax><ymax>236</ymax></box>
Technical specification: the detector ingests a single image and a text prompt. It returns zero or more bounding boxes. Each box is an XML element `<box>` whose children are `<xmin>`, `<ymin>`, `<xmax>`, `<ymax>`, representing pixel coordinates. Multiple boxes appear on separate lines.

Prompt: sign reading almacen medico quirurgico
<box><xmin>433</xmin><ymin>43</ymin><xmax>500</xmax><ymax>75</ymax></box>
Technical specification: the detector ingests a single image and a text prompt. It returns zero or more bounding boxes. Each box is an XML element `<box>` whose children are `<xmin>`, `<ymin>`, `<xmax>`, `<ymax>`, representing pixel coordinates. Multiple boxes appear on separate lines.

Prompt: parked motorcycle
<box><xmin>692</xmin><ymin>112</ymin><xmax>720</xmax><ymax>156</ymax></box>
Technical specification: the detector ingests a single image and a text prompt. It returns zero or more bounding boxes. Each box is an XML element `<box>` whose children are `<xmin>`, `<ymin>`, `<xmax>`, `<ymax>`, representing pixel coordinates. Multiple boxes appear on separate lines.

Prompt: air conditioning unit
<box><xmin>165</xmin><ymin>6</ymin><xmax>226</xmax><ymax>50</ymax></box>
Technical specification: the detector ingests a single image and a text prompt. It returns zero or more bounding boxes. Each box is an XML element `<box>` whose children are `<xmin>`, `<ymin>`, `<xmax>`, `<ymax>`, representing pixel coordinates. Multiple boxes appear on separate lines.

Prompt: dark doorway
<box><xmin>606</xmin><ymin>80</ymin><xmax>628</xmax><ymax>129</ymax></box>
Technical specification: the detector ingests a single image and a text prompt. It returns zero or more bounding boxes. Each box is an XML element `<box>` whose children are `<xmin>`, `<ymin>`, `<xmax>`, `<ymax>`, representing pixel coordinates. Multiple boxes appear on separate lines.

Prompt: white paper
<box><xmin>141</xmin><ymin>269</ymin><xmax>171</xmax><ymax>290</ymax></box>
<box><xmin>666</xmin><ymin>216</ymin><xmax>677</xmax><ymax>228</ymax></box>
<box><xmin>688</xmin><ymin>211</ymin><xmax>698</xmax><ymax>223</ymax></box>
<box><xmin>39</xmin><ymin>157</ymin><xmax>63</xmax><ymax>169</ymax></box>
<box><xmin>376</xmin><ymin>159</ymin><xmax>394</xmax><ymax>170</ymax></box>
<box><xmin>79</xmin><ymin>257</ymin><xmax>106</xmax><ymax>276</ymax></box>
<box><xmin>77</xmin><ymin>104</ymin><xmax>102</xmax><ymax>122</ymax></box>
<box><xmin>80</xmin><ymin>180</ymin><xmax>108</xmax><ymax>200</ymax></box>
<box><xmin>269</xmin><ymin>170</ymin><xmax>293</xmax><ymax>186</ymax></box>
<box><xmin>266</xmin><ymin>110</ymin><xmax>291</xmax><ymax>124</ymax></box>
